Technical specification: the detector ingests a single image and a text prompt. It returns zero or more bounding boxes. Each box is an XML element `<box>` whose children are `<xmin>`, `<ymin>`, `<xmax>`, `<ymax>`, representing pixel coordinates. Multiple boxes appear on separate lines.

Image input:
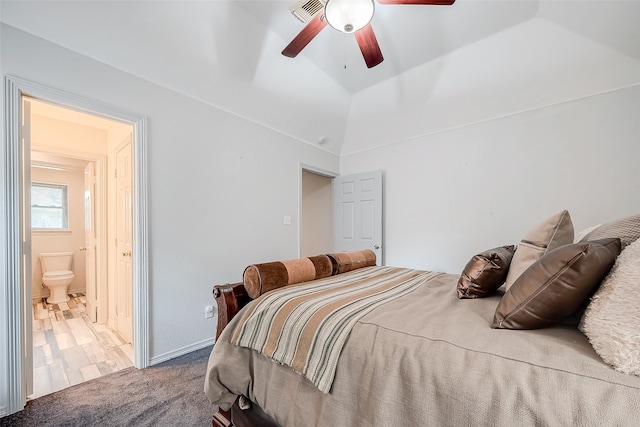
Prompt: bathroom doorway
<box><xmin>28</xmin><ymin>99</ymin><xmax>134</xmax><ymax>398</ymax></box>
<box><xmin>4</xmin><ymin>76</ymin><xmax>149</xmax><ymax>414</ymax></box>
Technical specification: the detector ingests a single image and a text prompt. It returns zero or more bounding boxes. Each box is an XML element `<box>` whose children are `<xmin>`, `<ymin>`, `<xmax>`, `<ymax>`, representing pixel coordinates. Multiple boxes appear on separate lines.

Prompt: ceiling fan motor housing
<box><xmin>325</xmin><ymin>0</ymin><xmax>375</xmax><ymax>34</ymax></box>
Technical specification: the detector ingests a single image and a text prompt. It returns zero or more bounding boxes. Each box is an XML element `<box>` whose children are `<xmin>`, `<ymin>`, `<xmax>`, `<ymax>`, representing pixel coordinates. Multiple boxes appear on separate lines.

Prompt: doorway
<box><xmin>300</xmin><ymin>166</ymin><xmax>384</xmax><ymax>262</ymax></box>
<box><xmin>300</xmin><ymin>169</ymin><xmax>334</xmax><ymax>257</ymax></box>
<box><xmin>3</xmin><ymin>76</ymin><xmax>149</xmax><ymax>415</ymax></box>
<box><xmin>28</xmin><ymin>100</ymin><xmax>134</xmax><ymax>398</ymax></box>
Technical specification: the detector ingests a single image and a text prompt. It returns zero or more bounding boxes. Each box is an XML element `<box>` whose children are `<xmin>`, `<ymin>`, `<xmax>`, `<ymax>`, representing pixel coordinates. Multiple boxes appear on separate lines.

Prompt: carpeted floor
<box><xmin>1</xmin><ymin>345</ymin><xmax>215</xmax><ymax>427</ymax></box>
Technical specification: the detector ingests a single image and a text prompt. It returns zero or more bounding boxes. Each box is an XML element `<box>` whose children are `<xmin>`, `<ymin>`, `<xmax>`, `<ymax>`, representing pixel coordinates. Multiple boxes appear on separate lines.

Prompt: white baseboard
<box><xmin>148</xmin><ymin>338</ymin><xmax>215</xmax><ymax>366</ymax></box>
<box><xmin>0</xmin><ymin>406</ymin><xmax>6</xmax><ymax>418</ymax></box>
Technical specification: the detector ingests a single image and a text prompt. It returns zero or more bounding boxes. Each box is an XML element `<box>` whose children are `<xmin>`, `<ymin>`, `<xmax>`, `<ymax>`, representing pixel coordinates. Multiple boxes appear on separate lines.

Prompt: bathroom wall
<box><xmin>31</xmin><ymin>164</ymin><xmax>87</xmax><ymax>298</ymax></box>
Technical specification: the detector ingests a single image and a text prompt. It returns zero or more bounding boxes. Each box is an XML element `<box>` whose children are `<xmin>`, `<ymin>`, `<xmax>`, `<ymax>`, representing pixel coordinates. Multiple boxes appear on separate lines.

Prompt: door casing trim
<box><xmin>3</xmin><ymin>75</ymin><xmax>149</xmax><ymax>414</ymax></box>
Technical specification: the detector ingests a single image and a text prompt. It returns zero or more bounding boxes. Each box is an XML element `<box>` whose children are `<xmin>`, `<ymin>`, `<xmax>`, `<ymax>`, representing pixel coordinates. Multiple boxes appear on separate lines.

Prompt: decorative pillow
<box><xmin>504</xmin><ymin>210</ymin><xmax>574</xmax><ymax>290</ymax></box>
<box><xmin>492</xmin><ymin>238</ymin><xmax>621</xmax><ymax>330</ymax></box>
<box><xmin>574</xmin><ymin>224</ymin><xmax>601</xmax><ymax>243</ymax></box>
<box><xmin>243</xmin><ymin>255</ymin><xmax>333</xmax><ymax>299</ymax></box>
<box><xmin>581</xmin><ymin>237</ymin><xmax>640</xmax><ymax>376</ymax></box>
<box><xmin>327</xmin><ymin>249</ymin><xmax>376</xmax><ymax>275</ymax></box>
<box><xmin>579</xmin><ymin>213</ymin><xmax>640</xmax><ymax>248</ymax></box>
<box><xmin>457</xmin><ymin>245</ymin><xmax>516</xmax><ymax>299</ymax></box>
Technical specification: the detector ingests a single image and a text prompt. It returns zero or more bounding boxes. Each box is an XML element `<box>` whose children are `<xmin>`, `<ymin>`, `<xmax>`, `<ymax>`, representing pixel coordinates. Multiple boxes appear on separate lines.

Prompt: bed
<box><xmin>204</xmin><ymin>211</ymin><xmax>640</xmax><ymax>426</ymax></box>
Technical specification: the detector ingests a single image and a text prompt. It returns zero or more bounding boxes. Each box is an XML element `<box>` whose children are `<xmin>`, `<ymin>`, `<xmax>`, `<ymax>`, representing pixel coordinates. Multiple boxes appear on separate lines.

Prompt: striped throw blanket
<box><xmin>231</xmin><ymin>266</ymin><xmax>444</xmax><ymax>393</ymax></box>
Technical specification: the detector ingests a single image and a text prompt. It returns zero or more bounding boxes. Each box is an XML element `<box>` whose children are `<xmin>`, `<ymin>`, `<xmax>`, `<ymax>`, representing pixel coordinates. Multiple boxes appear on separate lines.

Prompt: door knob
<box><xmin>122</xmin><ymin>251</ymin><xmax>132</xmax><ymax>257</ymax></box>
<box><xmin>79</xmin><ymin>247</ymin><xmax>87</xmax><ymax>251</ymax></box>
<box><xmin>373</xmin><ymin>245</ymin><xmax>380</xmax><ymax>250</ymax></box>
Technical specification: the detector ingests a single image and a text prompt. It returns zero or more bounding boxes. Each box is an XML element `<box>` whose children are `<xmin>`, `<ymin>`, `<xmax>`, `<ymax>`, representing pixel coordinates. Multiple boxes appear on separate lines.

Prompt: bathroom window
<box><xmin>31</xmin><ymin>182</ymin><xmax>69</xmax><ymax>230</ymax></box>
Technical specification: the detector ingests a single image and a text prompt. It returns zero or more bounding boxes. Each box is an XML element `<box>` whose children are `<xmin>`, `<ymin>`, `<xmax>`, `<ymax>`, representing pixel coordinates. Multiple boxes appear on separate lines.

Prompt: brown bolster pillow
<box><xmin>243</xmin><ymin>255</ymin><xmax>333</xmax><ymax>299</ymax></box>
<box><xmin>327</xmin><ymin>249</ymin><xmax>377</xmax><ymax>275</ymax></box>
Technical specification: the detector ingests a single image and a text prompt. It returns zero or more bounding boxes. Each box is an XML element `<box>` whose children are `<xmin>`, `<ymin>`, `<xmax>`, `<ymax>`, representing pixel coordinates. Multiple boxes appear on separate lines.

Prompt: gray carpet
<box><xmin>1</xmin><ymin>345</ymin><xmax>215</xmax><ymax>426</ymax></box>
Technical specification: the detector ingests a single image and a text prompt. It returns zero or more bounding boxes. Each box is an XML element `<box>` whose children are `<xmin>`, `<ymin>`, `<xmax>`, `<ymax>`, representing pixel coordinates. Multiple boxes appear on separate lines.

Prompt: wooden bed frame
<box><xmin>211</xmin><ymin>282</ymin><xmax>281</xmax><ymax>427</ymax></box>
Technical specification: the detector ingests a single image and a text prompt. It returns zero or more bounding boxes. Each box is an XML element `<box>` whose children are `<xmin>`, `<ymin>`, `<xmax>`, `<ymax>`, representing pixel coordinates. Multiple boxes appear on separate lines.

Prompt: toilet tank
<box><xmin>39</xmin><ymin>252</ymin><xmax>74</xmax><ymax>272</ymax></box>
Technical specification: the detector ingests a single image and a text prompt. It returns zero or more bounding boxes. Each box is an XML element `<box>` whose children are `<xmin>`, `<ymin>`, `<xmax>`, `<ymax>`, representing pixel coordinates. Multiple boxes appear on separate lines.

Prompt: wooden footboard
<box><xmin>212</xmin><ymin>282</ymin><xmax>281</xmax><ymax>427</ymax></box>
<box><xmin>212</xmin><ymin>400</ymin><xmax>281</xmax><ymax>427</ymax></box>
<box><xmin>212</xmin><ymin>282</ymin><xmax>247</xmax><ymax>427</ymax></box>
<box><xmin>213</xmin><ymin>282</ymin><xmax>250</xmax><ymax>340</ymax></box>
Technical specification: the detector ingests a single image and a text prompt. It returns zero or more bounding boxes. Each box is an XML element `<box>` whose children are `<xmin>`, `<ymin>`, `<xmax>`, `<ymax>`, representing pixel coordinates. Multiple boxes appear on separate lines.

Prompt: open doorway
<box><xmin>300</xmin><ymin>169</ymin><xmax>334</xmax><ymax>257</ymax></box>
<box><xmin>3</xmin><ymin>76</ymin><xmax>149</xmax><ymax>415</ymax></box>
<box><xmin>300</xmin><ymin>166</ymin><xmax>384</xmax><ymax>262</ymax></box>
<box><xmin>28</xmin><ymin>99</ymin><xmax>134</xmax><ymax>399</ymax></box>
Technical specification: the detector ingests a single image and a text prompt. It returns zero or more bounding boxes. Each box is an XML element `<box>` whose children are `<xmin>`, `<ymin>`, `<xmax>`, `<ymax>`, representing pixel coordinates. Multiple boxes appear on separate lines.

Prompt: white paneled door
<box><xmin>332</xmin><ymin>170</ymin><xmax>383</xmax><ymax>264</ymax></box>
<box><xmin>83</xmin><ymin>162</ymin><xmax>98</xmax><ymax>322</ymax></box>
<box><xmin>115</xmin><ymin>137</ymin><xmax>133</xmax><ymax>344</ymax></box>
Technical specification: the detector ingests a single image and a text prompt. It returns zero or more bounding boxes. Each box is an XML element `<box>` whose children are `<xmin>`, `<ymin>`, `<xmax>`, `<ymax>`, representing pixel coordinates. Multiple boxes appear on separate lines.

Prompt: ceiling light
<box><xmin>324</xmin><ymin>0</ymin><xmax>375</xmax><ymax>34</ymax></box>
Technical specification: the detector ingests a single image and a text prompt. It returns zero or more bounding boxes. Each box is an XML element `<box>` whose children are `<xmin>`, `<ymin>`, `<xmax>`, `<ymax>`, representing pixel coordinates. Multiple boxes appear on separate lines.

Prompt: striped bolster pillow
<box><xmin>243</xmin><ymin>255</ymin><xmax>333</xmax><ymax>299</ymax></box>
<box><xmin>327</xmin><ymin>249</ymin><xmax>377</xmax><ymax>275</ymax></box>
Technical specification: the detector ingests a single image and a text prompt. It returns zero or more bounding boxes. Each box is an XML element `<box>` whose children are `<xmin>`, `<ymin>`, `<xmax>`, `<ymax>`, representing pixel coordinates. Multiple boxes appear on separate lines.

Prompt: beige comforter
<box><xmin>232</xmin><ymin>267</ymin><xmax>443</xmax><ymax>393</ymax></box>
<box><xmin>205</xmin><ymin>270</ymin><xmax>640</xmax><ymax>426</ymax></box>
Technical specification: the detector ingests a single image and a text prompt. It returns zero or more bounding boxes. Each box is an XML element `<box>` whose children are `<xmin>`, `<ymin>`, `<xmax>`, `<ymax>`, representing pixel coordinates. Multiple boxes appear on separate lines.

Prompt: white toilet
<box><xmin>40</xmin><ymin>252</ymin><xmax>74</xmax><ymax>304</ymax></box>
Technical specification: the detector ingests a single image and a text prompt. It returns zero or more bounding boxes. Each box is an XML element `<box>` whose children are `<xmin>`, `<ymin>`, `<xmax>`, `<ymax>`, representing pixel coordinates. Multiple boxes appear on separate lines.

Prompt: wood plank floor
<box><xmin>30</xmin><ymin>292</ymin><xmax>134</xmax><ymax>400</ymax></box>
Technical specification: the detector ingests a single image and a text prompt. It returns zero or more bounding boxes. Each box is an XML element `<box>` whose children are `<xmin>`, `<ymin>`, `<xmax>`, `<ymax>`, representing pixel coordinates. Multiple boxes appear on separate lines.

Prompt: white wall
<box><xmin>342</xmin><ymin>18</ymin><xmax>640</xmax><ymax>155</ymax></box>
<box><xmin>341</xmin><ymin>85</ymin><xmax>640</xmax><ymax>273</ymax></box>
<box><xmin>0</xmin><ymin>23</ymin><xmax>340</xmax><ymax>414</ymax></box>
<box><xmin>340</xmin><ymin>16</ymin><xmax>640</xmax><ymax>274</ymax></box>
<box><xmin>30</xmin><ymin>113</ymin><xmax>109</xmax><ymax>157</ymax></box>
<box><xmin>0</xmin><ymin>1</ymin><xmax>352</xmax><ymax>155</ymax></box>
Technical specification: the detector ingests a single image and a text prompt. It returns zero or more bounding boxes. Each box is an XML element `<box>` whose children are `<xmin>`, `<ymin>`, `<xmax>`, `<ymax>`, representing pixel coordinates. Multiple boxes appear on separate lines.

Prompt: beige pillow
<box><xmin>581</xmin><ymin>237</ymin><xmax>640</xmax><ymax>376</ymax></box>
<box><xmin>504</xmin><ymin>210</ymin><xmax>574</xmax><ymax>290</ymax></box>
<box><xmin>579</xmin><ymin>213</ymin><xmax>640</xmax><ymax>248</ymax></box>
<box><xmin>574</xmin><ymin>224</ymin><xmax>601</xmax><ymax>243</ymax></box>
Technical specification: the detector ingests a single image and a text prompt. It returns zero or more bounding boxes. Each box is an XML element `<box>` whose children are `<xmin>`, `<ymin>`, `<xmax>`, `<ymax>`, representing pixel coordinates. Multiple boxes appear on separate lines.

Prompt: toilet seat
<box><xmin>43</xmin><ymin>270</ymin><xmax>74</xmax><ymax>279</ymax></box>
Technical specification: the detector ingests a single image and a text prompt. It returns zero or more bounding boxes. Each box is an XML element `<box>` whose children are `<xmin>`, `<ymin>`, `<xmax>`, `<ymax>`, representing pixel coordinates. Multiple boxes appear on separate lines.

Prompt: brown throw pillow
<box><xmin>492</xmin><ymin>238</ymin><xmax>621</xmax><ymax>330</ymax></box>
<box><xmin>457</xmin><ymin>245</ymin><xmax>516</xmax><ymax>299</ymax></box>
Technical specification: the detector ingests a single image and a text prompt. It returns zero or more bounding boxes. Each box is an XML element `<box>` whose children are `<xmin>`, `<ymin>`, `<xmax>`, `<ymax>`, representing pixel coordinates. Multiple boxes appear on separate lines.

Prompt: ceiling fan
<box><xmin>282</xmin><ymin>0</ymin><xmax>456</xmax><ymax>69</ymax></box>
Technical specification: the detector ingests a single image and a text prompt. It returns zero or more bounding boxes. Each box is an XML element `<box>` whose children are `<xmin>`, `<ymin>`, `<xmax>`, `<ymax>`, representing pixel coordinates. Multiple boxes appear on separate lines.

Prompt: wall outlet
<box><xmin>205</xmin><ymin>305</ymin><xmax>215</xmax><ymax>319</ymax></box>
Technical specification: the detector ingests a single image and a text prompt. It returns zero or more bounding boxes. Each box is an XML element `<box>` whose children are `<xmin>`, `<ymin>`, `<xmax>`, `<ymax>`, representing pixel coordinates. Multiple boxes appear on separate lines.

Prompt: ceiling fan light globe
<box><xmin>325</xmin><ymin>0</ymin><xmax>375</xmax><ymax>34</ymax></box>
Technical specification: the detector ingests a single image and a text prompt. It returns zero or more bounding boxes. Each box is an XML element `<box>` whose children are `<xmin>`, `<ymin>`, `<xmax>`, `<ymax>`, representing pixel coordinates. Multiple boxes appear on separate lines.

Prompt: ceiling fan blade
<box><xmin>354</xmin><ymin>24</ymin><xmax>384</xmax><ymax>68</ymax></box>
<box><xmin>282</xmin><ymin>13</ymin><xmax>328</xmax><ymax>58</ymax></box>
<box><xmin>377</xmin><ymin>0</ymin><xmax>455</xmax><ymax>5</ymax></box>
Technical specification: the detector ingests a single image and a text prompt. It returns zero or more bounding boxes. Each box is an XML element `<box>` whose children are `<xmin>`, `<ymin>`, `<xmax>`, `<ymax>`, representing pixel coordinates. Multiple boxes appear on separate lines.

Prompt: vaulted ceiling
<box><xmin>2</xmin><ymin>1</ymin><xmax>639</xmax><ymax>154</ymax></box>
